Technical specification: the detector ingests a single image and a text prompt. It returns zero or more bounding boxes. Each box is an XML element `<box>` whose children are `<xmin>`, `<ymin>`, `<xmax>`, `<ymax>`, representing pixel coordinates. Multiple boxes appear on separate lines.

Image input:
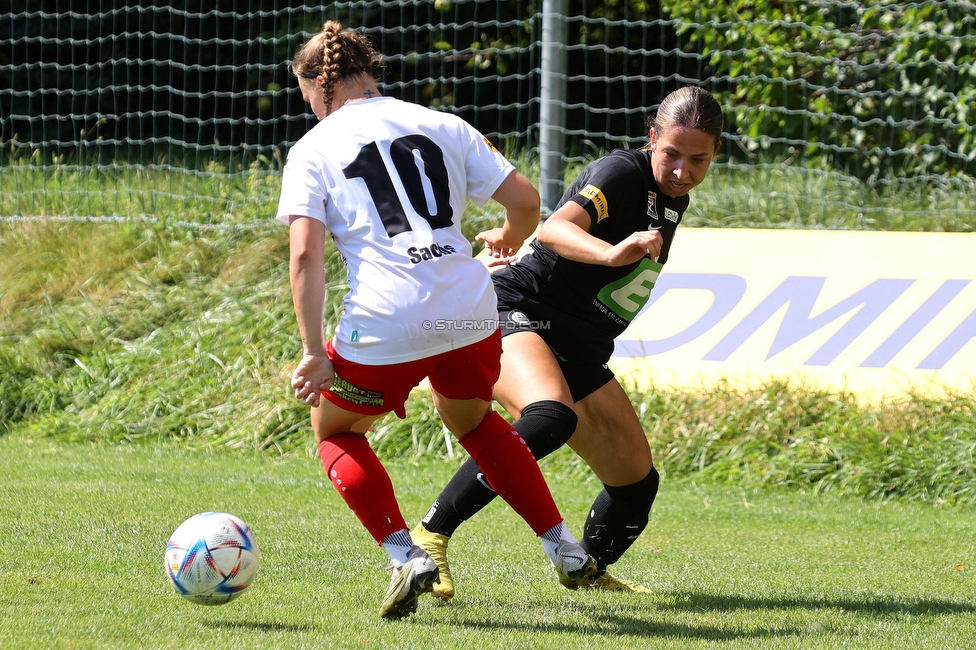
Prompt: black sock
<box><xmin>582</xmin><ymin>466</ymin><xmax>660</xmax><ymax>572</ymax></box>
<box><xmin>421</xmin><ymin>400</ymin><xmax>577</xmax><ymax>536</ymax></box>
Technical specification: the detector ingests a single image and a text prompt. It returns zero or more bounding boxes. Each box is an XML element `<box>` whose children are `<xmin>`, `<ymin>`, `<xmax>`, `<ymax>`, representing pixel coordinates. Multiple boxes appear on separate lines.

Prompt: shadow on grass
<box><xmin>204</xmin><ymin>620</ymin><xmax>315</xmax><ymax>633</ymax></box>
<box><xmin>207</xmin><ymin>607</ymin><xmax>801</xmax><ymax>643</ymax></box>
<box><xmin>444</xmin><ymin>613</ymin><xmax>811</xmax><ymax>642</ymax></box>
<box><xmin>435</xmin><ymin>599</ymin><xmax>814</xmax><ymax>642</ymax></box>
<box><xmin>419</xmin><ymin>588</ymin><xmax>976</xmax><ymax>641</ymax></box>
<box><xmin>659</xmin><ymin>590</ymin><xmax>976</xmax><ymax>616</ymax></box>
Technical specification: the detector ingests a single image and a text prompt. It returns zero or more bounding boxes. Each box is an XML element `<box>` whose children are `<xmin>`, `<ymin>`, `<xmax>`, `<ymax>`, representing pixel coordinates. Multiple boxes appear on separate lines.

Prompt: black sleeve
<box><xmin>565</xmin><ymin>152</ymin><xmax>646</xmax><ymax>230</ymax></box>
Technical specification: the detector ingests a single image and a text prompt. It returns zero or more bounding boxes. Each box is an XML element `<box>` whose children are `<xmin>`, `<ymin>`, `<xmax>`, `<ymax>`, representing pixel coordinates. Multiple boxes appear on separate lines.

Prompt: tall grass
<box><xmin>2</xmin><ymin>164</ymin><xmax>975</xmax><ymax>505</ymax></box>
<box><xmin>689</xmin><ymin>165</ymin><xmax>976</xmax><ymax>232</ymax></box>
<box><xmin>0</xmin><ymin>158</ymin><xmax>284</xmax><ymax>228</ymax></box>
<box><xmin>633</xmin><ymin>381</ymin><xmax>976</xmax><ymax>505</ymax></box>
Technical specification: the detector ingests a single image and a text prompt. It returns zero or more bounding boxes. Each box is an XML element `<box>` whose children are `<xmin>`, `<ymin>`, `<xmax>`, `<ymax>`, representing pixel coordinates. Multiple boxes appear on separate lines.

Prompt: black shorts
<box><xmin>498</xmin><ymin>305</ymin><xmax>615</xmax><ymax>403</ymax></box>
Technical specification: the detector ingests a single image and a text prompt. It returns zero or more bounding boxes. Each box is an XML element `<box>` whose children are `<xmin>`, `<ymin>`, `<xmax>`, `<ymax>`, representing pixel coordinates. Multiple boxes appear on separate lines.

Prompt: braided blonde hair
<box><xmin>290</xmin><ymin>21</ymin><xmax>380</xmax><ymax>117</ymax></box>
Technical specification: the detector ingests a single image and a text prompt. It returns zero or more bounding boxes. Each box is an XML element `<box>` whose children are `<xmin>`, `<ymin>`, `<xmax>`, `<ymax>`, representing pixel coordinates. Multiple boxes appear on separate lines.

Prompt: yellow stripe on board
<box><xmin>612</xmin><ymin>229</ymin><xmax>976</xmax><ymax>399</ymax></box>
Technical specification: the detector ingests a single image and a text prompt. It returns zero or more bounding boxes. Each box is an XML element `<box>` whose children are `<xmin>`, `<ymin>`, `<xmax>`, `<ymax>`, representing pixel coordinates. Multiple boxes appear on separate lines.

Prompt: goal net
<box><xmin>2</xmin><ymin>1</ymin><xmax>974</xmax><ymax>225</ymax></box>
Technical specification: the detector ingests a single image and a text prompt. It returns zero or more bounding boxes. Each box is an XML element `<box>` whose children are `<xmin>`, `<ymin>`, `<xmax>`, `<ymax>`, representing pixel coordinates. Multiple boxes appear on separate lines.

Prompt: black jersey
<box><xmin>492</xmin><ymin>148</ymin><xmax>689</xmax><ymax>363</ymax></box>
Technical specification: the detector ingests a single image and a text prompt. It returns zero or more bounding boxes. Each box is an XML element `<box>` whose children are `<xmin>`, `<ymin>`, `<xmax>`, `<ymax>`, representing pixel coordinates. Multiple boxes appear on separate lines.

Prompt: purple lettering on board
<box><xmin>917</xmin><ymin>308</ymin><xmax>976</xmax><ymax>370</ymax></box>
<box><xmin>861</xmin><ymin>280</ymin><xmax>970</xmax><ymax>368</ymax></box>
<box><xmin>703</xmin><ymin>277</ymin><xmax>913</xmax><ymax>366</ymax></box>
<box><xmin>613</xmin><ymin>274</ymin><xmax>747</xmax><ymax>358</ymax></box>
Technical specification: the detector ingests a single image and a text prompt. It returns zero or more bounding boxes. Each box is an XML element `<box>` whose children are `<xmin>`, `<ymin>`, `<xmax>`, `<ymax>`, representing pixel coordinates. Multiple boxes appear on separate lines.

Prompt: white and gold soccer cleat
<box><xmin>552</xmin><ymin>540</ymin><xmax>598</xmax><ymax>589</ymax></box>
<box><xmin>379</xmin><ymin>546</ymin><xmax>438</xmax><ymax>619</ymax></box>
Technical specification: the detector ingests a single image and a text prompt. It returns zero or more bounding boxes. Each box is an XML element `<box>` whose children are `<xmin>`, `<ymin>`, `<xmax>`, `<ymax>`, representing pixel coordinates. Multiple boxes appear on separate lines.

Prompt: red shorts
<box><xmin>322</xmin><ymin>330</ymin><xmax>502</xmax><ymax>418</ymax></box>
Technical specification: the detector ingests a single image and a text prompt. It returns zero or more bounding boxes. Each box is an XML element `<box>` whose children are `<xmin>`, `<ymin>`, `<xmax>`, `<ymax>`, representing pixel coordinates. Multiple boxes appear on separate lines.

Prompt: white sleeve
<box><xmin>275</xmin><ymin>144</ymin><xmax>329</xmax><ymax>226</ymax></box>
<box><xmin>459</xmin><ymin>124</ymin><xmax>516</xmax><ymax>206</ymax></box>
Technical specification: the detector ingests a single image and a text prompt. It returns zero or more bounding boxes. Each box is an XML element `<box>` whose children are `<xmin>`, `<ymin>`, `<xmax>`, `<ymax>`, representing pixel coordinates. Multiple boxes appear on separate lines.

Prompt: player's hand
<box><xmin>291</xmin><ymin>354</ymin><xmax>335</xmax><ymax>408</ymax></box>
<box><xmin>484</xmin><ymin>255</ymin><xmax>518</xmax><ymax>270</ymax></box>
<box><xmin>603</xmin><ymin>230</ymin><xmax>664</xmax><ymax>267</ymax></box>
<box><xmin>475</xmin><ymin>227</ymin><xmax>523</xmax><ymax>260</ymax></box>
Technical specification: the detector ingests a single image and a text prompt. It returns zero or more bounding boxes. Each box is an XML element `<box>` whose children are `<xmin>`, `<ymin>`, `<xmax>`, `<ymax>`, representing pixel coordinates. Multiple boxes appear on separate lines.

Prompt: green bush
<box><xmin>663</xmin><ymin>0</ymin><xmax>976</xmax><ymax>181</ymax></box>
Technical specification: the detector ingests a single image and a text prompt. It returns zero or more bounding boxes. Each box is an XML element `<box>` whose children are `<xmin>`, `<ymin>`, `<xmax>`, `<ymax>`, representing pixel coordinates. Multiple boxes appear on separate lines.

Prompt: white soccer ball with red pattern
<box><xmin>165</xmin><ymin>512</ymin><xmax>260</xmax><ymax>605</ymax></box>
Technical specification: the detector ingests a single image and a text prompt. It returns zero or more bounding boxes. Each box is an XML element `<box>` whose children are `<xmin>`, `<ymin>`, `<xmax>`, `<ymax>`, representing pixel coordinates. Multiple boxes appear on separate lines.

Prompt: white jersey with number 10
<box><xmin>276</xmin><ymin>96</ymin><xmax>513</xmax><ymax>365</ymax></box>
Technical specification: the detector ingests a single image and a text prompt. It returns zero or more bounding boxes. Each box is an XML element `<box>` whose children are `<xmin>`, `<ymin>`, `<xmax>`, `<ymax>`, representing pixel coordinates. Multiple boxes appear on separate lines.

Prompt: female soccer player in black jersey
<box><xmin>412</xmin><ymin>86</ymin><xmax>724</xmax><ymax>596</ymax></box>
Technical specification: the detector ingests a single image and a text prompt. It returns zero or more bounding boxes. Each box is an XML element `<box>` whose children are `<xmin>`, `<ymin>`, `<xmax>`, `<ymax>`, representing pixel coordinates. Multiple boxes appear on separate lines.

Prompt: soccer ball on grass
<box><xmin>165</xmin><ymin>512</ymin><xmax>260</xmax><ymax>605</ymax></box>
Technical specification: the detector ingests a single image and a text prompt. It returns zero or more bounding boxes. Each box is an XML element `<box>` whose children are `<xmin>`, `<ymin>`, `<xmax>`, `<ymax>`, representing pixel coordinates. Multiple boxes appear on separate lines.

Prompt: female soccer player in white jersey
<box><xmin>275</xmin><ymin>21</ymin><xmax>595</xmax><ymax>620</ymax></box>
<box><xmin>412</xmin><ymin>86</ymin><xmax>725</xmax><ymax>598</ymax></box>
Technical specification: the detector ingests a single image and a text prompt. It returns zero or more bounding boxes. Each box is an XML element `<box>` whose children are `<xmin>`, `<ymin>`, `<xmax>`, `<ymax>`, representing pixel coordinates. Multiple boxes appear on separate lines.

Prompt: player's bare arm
<box><xmin>475</xmin><ymin>170</ymin><xmax>541</xmax><ymax>259</ymax></box>
<box><xmin>538</xmin><ymin>202</ymin><xmax>663</xmax><ymax>267</ymax></box>
<box><xmin>287</xmin><ymin>215</ymin><xmax>334</xmax><ymax>407</ymax></box>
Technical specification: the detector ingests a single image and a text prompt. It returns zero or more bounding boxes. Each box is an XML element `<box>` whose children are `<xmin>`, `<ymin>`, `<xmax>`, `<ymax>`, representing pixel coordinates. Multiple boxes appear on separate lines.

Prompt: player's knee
<box><xmin>515</xmin><ymin>399</ymin><xmax>578</xmax><ymax>459</ymax></box>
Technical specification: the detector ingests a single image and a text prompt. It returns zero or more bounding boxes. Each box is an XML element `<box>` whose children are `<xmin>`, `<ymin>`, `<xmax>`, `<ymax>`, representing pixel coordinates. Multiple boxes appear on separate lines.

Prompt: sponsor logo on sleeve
<box><xmin>647</xmin><ymin>191</ymin><xmax>658</xmax><ymax>221</ymax></box>
<box><xmin>578</xmin><ymin>184</ymin><xmax>609</xmax><ymax>222</ymax></box>
<box><xmin>482</xmin><ymin>137</ymin><xmax>500</xmax><ymax>153</ymax></box>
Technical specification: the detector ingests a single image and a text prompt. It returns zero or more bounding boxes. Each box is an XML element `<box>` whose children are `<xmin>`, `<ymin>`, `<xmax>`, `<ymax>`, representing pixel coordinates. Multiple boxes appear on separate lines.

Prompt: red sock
<box><xmin>318</xmin><ymin>433</ymin><xmax>407</xmax><ymax>545</ymax></box>
<box><xmin>458</xmin><ymin>411</ymin><xmax>562</xmax><ymax>536</ymax></box>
